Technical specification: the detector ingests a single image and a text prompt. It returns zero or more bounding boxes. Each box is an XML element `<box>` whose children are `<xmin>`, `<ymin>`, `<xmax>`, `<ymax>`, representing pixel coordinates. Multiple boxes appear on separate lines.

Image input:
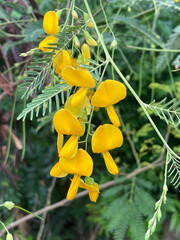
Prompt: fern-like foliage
<box><xmin>103</xmin><ymin>178</ymin><xmax>155</xmax><ymax>240</ymax></box>
<box><xmin>17</xmin><ymin>83</ymin><xmax>68</xmax><ymax>120</ymax></box>
<box><xmin>168</xmin><ymin>153</ymin><xmax>180</xmax><ymax>188</ymax></box>
<box><xmin>156</xmin><ymin>25</ymin><xmax>180</xmax><ymax>72</ymax></box>
<box><xmin>145</xmin><ymin>98</ymin><xmax>180</xmax><ymax>130</ymax></box>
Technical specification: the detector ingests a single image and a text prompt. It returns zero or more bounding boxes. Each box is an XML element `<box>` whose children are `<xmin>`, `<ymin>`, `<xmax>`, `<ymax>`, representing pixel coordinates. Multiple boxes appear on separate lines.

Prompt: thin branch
<box><xmin>36</xmin><ymin>178</ymin><xmax>56</xmax><ymax>240</ymax></box>
<box><xmin>0</xmin><ymin>160</ymin><xmax>164</xmax><ymax>237</ymax></box>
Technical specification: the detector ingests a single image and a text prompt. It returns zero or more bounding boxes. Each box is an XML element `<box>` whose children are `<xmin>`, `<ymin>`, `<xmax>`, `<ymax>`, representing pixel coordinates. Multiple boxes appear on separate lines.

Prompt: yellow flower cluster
<box><xmin>39</xmin><ymin>11</ymin><xmax>127</xmax><ymax>202</ymax></box>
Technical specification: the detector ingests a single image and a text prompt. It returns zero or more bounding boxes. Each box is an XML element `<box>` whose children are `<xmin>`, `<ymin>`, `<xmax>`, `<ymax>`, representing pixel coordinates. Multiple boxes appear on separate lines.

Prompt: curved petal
<box><xmin>71</xmin><ymin>88</ymin><xmax>88</xmax><ymax>106</ymax></box>
<box><xmin>102</xmin><ymin>151</ymin><xmax>119</xmax><ymax>175</ymax></box>
<box><xmin>91</xmin><ymin>80</ymin><xmax>127</xmax><ymax>107</ymax></box>
<box><xmin>53</xmin><ymin>109</ymin><xmax>84</xmax><ymax>136</ymax></box>
<box><xmin>53</xmin><ymin>50</ymin><xmax>71</xmax><ymax>75</ymax></box>
<box><xmin>59</xmin><ymin>135</ymin><xmax>78</xmax><ymax>158</ymax></box>
<box><xmin>57</xmin><ymin>133</ymin><xmax>64</xmax><ymax>153</ymax></box>
<box><xmin>61</xmin><ymin>67</ymin><xmax>95</xmax><ymax>88</ymax></box>
<box><xmin>66</xmin><ymin>174</ymin><xmax>80</xmax><ymax>200</ymax></box>
<box><xmin>81</xmin><ymin>43</ymin><xmax>91</xmax><ymax>65</ymax></box>
<box><xmin>92</xmin><ymin>124</ymin><xmax>123</xmax><ymax>153</ymax></box>
<box><xmin>50</xmin><ymin>162</ymin><xmax>68</xmax><ymax>178</ymax></box>
<box><xmin>60</xmin><ymin>149</ymin><xmax>93</xmax><ymax>176</ymax></box>
<box><xmin>39</xmin><ymin>35</ymin><xmax>57</xmax><ymax>52</ymax></box>
<box><xmin>107</xmin><ymin>105</ymin><xmax>120</xmax><ymax>127</ymax></box>
<box><xmin>43</xmin><ymin>11</ymin><xmax>59</xmax><ymax>35</ymax></box>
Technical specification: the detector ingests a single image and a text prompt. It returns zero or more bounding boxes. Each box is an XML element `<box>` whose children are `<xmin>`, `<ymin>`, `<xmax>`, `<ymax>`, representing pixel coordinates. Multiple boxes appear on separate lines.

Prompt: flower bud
<box><xmin>157</xmin><ymin>209</ymin><xmax>162</xmax><ymax>221</ymax></box>
<box><xmin>3</xmin><ymin>201</ymin><xmax>15</xmax><ymax>210</ymax></box>
<box><xmin>56</xmin><ymin>9</ymin><xmax>63</xmax><ymax>19</ymax></box>
<box><xmin>72</xmin><ymin>10</ymin><xmax>78</xmax><ymax>20</ymax></box>
<box><xmin>127</xmin><ymin>7</ymin><xmax>131</xmax><ymax>12</ymax></box>
<box><xmin>83</xmin><ymin>12</ymin><xmax>94</xmax><ymax>28</ymax></box>
<box><xmin>148</xmin><ymin>217</ymin><xmax>154</xmax><ymax>228</ymax></box>
<box><xmin>84</xmin><ymin>31</ymin><xmax>97</xmax><ymax>46</ymax></box>
<box><xmin>150</xmin><ymin>219</ymin><xmax>157</xmax><ymax>234</ymax></box>
<box><xmin>145</xmin><ymin>229</ymin><xmax>151</xmax><ymax>240</ymax></box>
<box><xmin>85</xmin><ymin>177</ymin><xmax>94</xmax><ymax>185</ymax></box>
<box><xmin>73</xmin><ymin>35</ymin><xmax>80</xmax><ymax>48</ymax></box>
<box><xmin>6</xmin><ymin>233</ymin><xmax>13</xmax><ymax>240</ymax></box>
<box><xmin>110</xmin><ymin>39</ymin><xmax>117</xmax><ymax>49</ymax></box>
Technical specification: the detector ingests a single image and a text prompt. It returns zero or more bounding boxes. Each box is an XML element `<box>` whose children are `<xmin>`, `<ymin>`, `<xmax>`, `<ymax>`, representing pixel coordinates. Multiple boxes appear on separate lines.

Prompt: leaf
<box><xmin>112</xmin><ymin>16</ymin><xmax>162</xmax><ymax>46</ymax></box>
<box><xmin>17</xmin><ymin>84</ymin><xmax>68</xmax><ymax>120</ymax></box>
<box><xmin>23</xmin><ymin>21</ymin><xmax>45</xmax><ymax>42</ymax></box>
<box><xmin>156</xmin><ymin>25</ymin><xmax>180</xmax><ymax>73</ymax></box>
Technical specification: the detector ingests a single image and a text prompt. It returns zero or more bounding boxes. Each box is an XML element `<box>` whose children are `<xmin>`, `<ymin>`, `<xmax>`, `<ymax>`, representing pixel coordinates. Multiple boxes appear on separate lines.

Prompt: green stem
<box><xmin>83</xmin><ymin>0</ymin><xmax>180</xmax><ymax>161</ymax></box>
<box><xmin>14</xmin><ymin>205</ymin><xmax>43</xmax><ymax>220</ymax></box>
<box><xmin>85</xmin><ymin>108</ymin><xmax>94</xmax><ymax>151</ymax></box>
<box><xmin>22</xmin><ymin>98</ymin><xmax>26</xmax><ymax>159</ymax></box>
<box><xmin>0</xmin><ymin>220</ymin><xmax>9</xmax><ymax>233</ymax></box>
<box><xmin>4</xmin><ymin>90</ymin><xmax>17</xmax><ymax>163</ymax></box>
<box><xmin>151</xmin><ymin>52</ymin><xmax>155</xmax><ymax>101</ymax></box>
<box><xmin>139</xmin><ymin>49</ymin><xmax>145</xmax><ymax>97</ymax></box>
<box><xmin>127</xmin><ymin>45</ymin><xmax>180</xmax><ymax>52</ymax></box>
<box><xmin>111</xmin><ymin>48</ymin><xmax>115</xmax><ymax>80</ymax></box>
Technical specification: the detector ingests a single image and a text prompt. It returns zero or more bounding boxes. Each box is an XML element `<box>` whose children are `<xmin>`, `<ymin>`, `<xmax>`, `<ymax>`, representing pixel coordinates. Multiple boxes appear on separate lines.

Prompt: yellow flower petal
<box><xmin>102</xmin><ymin>151</ymin><xmax>119</xmax><ymax>175</ymax></box>
<box><xmin>57</xmin><ymin>133</ymin><xmax>64</xmax><ymax>153</ymax></box>
<box><xmin>91</xmin><ymin>80</ymin><xmax>127</xmax><ymax>107</ymax></box>
<box><xmin>79</xmin><ymin>179</ymin><xmax>99</xmax><ymax>202</ymax></box>
<box><xmin>65</xmin><ymin>95</ymin><xmax>91</xmax><ymax>117</ymax></box>
<box><xmin>66</xmin><ymin>174</ymin><xmax>80</xmax><ymax>200</ymax></box>
<box><xmin>39</xmin><ymin>35</ymin><xmax>57</xmax><ymax>52</ymax></box>
<box><xmin>50</xmin><ymin>162</ymin><xmax>68</xmax><ymax>178</ymax></box>
<box><xmin>43</xmin><ymin>11</ymin><xmax>59</xmax><ymax>35</ymax></box>
<box><xmin>107</xmin><ymin>105</ymin><xmax>120</xmax><ymax>127</ymax></box>
<box><xmin>59</xmin><ymin>135</ymin><xmax>78</xmax><ymax>158</ymax></box>
<box><xmin>92</xmin><ymin>124</ymin><xmax>123</xmax><ymax>153</ymax></box>
<box><xmin>81</xmin><ymin>43</ymin><xmax>91</xmax><ymax>65</ymax></box>
<box><xmin>59</xmin><ymin>149</ymin><xmax>93</xmax><ymax>176</ymax></box>
<box><xmin>71</xmin><ymin>88</ymin><xmax>88</xmax><ymax>107</ymax></box>
<box><xmin>53</xmin><ymin>50</ymin><xmax>71</xmax><ymax>75</ymax></box>
<box><xmin>53</xmin><ymin>109</ymin><xmax>84</xmax><ymax>136</ymax></box>
<box><xmin>61</xmin><ymin>67</ymin><xmax>95</xmax><ymax>88</ymax></box>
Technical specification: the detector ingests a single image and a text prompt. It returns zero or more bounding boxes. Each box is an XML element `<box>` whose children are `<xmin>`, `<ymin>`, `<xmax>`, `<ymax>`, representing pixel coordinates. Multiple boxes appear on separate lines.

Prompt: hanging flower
<box><xmin>53</xmin><ymin>50</ymin><xmax>71</xmax><ymax>76</ymax></box>
<box><xmin>39</xmin><ymin>11</ymin><xmax>59</xmax><ymax>52</ymax></box>
<box><xmin>91</xmin><ymin>80</ymin><xmax>126</xmax><ymax>127</ymax></box>
<box><xmin>50</xmin><ymin>149</ymin><xmax>93</xmax><ymax>200</ymax></box>
<box><xmin>61</xmin><ymin>67</ymin><xmax>95</xmax><ymax>106</ymax></box>
<box><xmin>79</xmin><ymin>178</ymin><xmax>99</xmax><ymax>202</ymax></box>
<box><xmin>53</xmin><ymin>109</ymin><xmax>85</xmax><ymax>158</ymax></box>
<box><xmin>92</xmin><ymin>124</ymin><xmax>123</xmax><ymax>175</ymax></box>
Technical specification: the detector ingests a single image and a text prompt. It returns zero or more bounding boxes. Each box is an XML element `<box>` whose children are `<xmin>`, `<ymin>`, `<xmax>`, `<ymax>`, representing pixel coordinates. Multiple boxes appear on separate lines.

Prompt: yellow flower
<box><xmin>39</xmin><ymin>11</ymin><xmax>59</xmax><ymax>52</ymax></box>
<box><xmin>53</xmin><ymin>109</ymin><xmax>85</xmax><ymax>158</ymax></box>
<box><xmin>91</xmin><ymin>80</ymin><xmax>127</xmax><ymax>127</ymax></box>
<box><xmin>79</xmin><ymin>179</ymin><xmax>99</xmax><ymax>202</ymax></box>
<box><xmin>92</xmin><ymin>124</ymin><xmax>123</xmax><ymax>175</ymax></box>
<box><xmin>61</xmin><ymin>67</ymin><xmax>95</xmax><ymax>106</ymax></box>
<box><xmin>53</xmin><ymin>50</ymin><xmax>71</xmax><ymax>76</ymax></box>
<box><xmin>50</xmin><ymin>149</ymin><xmax>93</xmax><ymax>200</ymax></box>
<box><xmin>83</xmin><ymin>13</ymin><xmax>94</xmax><ymax>28</ymax></box>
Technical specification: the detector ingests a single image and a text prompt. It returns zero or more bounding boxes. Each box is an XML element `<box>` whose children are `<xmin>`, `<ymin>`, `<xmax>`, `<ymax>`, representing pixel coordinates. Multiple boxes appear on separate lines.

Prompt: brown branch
<box><xmin>0</xmin><ymin>44</ymin><xmax>13</xmax><ymax>82</ymax></box>
<box><xmin>0</xmin><ymin>160</ymin><xmax>164</xmax><ymax>237</ymax></box>
<box><xmin>93</xmin><ymin>0</ymin><xmax>109</xmax><ymax>17</ymax></box>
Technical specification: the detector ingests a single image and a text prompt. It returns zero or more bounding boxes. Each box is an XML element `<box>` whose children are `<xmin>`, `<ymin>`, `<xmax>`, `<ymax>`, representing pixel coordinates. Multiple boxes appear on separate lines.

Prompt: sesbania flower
<box><xmin>92</xmin><ymin>124</ymin><xmax>123</xmax><ymax>175</ymax></box>
<box><xmin>53</xmin><ymin>50</ymin><xmax>71</xmax><ymax>76</ymax></box>
<box><xmin>61</xmin><ymin>67</ymin><xmax>95</xmax><ymax>106</ymax></box>
<box><xmin>50</xmin><ymin>149</ymin><xmax>93</xmax><ymax>200</ymax></box>
<box><xmin>39</xmin><ymin>11</ymin><xmax>59</xmax><ymax>52</ymax></box>
<box><xmin>53</xmin><ymin>109</ymin><xmax>85</xmax><ymax>158</ymax></box>
<box><xmin>81</xmin><ymin>43</ymin><xmax>91</xmax><ymax>65</ymax></box>
<box><xmin>91</xmin><ymin>80</ymin><xmax>126</xmax><ymax>127</ymax></box>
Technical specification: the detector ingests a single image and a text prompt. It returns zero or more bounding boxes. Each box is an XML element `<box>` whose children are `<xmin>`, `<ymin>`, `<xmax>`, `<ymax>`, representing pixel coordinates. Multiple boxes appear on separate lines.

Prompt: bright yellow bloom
<box><xmin>91</xmin><ymin>80</ymin><xmax>127</xmax><ymax>127</ymax></box>
<box><xmin>39</xmin><ymin>35</ymin><xmax>57</xmax><ymax>52</ymax></box>
<box><xmin>39</xmin><ymin>11</ymin><xmax>59</xmax><ymax>52</ymax></box>
<box><xmin>61</xmin><ymin>67</ymin><xmax>95</xmax><ymax>106</ymax></box>
<box><xmin>43</xmin><ymin>11</ymin><xmax>58</xmax><ymax>35</ymax></box>
<box><xmin>50</xmin><ymin>149</ymin><xmax>93</xmax><ymax>200</ymax></box>
<box><xmin>92</xmin><ymin>124</ymin><xmax>123</xmax><ymax>175</ymax></box>
<box><xmin>79</xmin><ymin>179</ymin><xmax>99</xmax><ymax>202</ymax></box>
<box><xmin>53</xmin><ymin>50</ymin><xmax>71</xmax><ymax>76</ymax></box>
<box><xmin>53</xmin><ymin>109</ymin><xmax>85</xmax><ymax>158</ymax></box>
